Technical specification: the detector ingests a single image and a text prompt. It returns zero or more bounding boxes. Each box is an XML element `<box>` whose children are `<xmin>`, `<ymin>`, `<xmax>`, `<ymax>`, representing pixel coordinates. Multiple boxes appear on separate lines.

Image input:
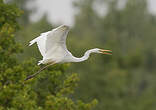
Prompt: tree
<box><xmin>0</xmin><ymin>1</ymin><xmax>97</xmax><ymax>110</ymax></box>
<box><xmin>7</xmin><ymin>0</ymin><xmax>36</xmax><ymax>25</ymax></box>
<box><xmin>70</xmin><ymin>0</ymin><xmax>156</xmax><ymax>110</ymax></box>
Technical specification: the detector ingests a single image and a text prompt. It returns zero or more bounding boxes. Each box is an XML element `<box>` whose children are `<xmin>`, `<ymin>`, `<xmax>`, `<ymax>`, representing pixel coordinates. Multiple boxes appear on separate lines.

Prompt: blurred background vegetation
<box><xmin>1</xmin><ymin>0</ymin><xmax>156</xmax><ymax>110</ymax></box>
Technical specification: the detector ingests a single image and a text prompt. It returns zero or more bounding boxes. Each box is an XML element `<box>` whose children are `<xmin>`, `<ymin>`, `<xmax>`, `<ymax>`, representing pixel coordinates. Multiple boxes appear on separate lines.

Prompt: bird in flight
<box><xmin>25</xmin><ymin>25</ymin><xmax>112</xmax><ymax>81</ymax></box>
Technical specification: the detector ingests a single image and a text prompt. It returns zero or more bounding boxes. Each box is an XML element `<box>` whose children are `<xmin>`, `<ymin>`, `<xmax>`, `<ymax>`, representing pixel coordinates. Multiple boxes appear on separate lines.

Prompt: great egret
<box><xmin>25</xmin><ymin>25</ymin><xmax>112</xmax><ymax>81</ymax></box>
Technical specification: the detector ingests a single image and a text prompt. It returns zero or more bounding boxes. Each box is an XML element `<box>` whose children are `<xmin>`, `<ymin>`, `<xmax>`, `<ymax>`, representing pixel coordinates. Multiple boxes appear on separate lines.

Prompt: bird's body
<box><xmin>25</xmin><ymin>25</ymin><xmax>112</xmax><ymax>81</ymax></box>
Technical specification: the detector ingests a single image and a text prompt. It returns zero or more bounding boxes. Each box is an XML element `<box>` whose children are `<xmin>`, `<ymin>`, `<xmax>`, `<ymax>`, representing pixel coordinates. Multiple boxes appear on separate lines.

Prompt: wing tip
<box><xmin>38</xmin><ymin>60</ymin><xmax>43</xmax><ymax>65</ymax></box>
<box><xmin>29</xmin><ymin>39</ymin><xmax>36</xmax><ymax>46</ymax></box>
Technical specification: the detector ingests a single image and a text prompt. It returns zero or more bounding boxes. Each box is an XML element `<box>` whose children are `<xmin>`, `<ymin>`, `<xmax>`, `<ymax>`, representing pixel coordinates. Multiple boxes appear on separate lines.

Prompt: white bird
<box><xmin>25</xmin><ymin>25</ymin><xmax>112</xmax><ymax>81</ymax></box>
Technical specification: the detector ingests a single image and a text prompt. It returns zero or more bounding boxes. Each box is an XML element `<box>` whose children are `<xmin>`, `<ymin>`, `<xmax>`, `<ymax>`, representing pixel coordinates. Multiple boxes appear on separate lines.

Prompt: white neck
<box><xmin>70</xmin><ymin>49</ymin><xmax>95</xmax><ymax>62</ymax></box>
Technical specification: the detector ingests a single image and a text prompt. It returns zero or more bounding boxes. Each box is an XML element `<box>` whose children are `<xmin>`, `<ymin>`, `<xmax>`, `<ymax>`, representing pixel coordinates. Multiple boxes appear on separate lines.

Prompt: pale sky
<box><xmin>31</xmin><ymin>0</ymin><xmax>75</xmax><ymax>26</ymax></box>
<box><xmin>31</xmin><ymin>0</ymin><xmax>156</xmax><ymax>26</ymax></box>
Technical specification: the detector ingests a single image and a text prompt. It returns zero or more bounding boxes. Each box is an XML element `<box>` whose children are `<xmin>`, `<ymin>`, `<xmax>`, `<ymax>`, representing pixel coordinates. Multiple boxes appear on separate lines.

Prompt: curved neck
<box><xmin>71</xmin><ymin>49</ymin><xmax>94</xmax><ymax>62</ymax></box>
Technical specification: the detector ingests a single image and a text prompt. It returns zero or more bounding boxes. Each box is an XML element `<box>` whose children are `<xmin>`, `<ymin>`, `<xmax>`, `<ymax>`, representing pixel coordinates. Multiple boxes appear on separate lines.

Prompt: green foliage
<box><xmin>69</xmin><ymin>0</ymin><xmax>156</xmax><ymax>110</ymax></box>
<box><xmin>4</xmin><ymin>0</ymin><xmax>156</xmax><ymax>110</ymax></box>
<box><xmin>0</xmin><ymin>1</ymin><xmax>97</xmax><ymax>110</ymax></box>
<box><xmin>7</xmin><ymin>0</ymin><xmax>35</xmax><ymax>25</ymax></box>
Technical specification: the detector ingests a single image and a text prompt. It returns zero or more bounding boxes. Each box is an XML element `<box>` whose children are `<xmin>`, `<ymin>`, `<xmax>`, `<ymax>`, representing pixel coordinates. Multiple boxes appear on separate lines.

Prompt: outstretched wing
<box><xmin>29</xmin><ymin>25</ymin><xmax>70</xmax><ymax>61</ymax></box>
<box><xmin>45</xmin><ymin>25</ymin><xmax>70</xmax><ymax>59</ymax></box>
<box><xmin>29</xmin><ymin>31</ymin><xmax>50</xmax><ymax>58</ymax></box>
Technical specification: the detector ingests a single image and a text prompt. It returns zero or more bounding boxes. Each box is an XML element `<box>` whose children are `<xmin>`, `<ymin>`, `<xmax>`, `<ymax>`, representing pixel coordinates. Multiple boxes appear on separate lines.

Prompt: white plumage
<box><xmin>29</xmin><ymin>25</ymin><xmax>71</xmax><ymax>65</ymax></box>
<box><xmin>25</xmin><ymin>25</ymin><xmax>112</xmax><ymax>81</ymax></box>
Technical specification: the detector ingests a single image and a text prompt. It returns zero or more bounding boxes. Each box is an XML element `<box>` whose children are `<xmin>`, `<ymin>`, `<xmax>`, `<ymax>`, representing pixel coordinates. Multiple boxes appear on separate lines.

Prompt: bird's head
<box><xmin>91</xmin><ymin>48</ymin><xmax>112</xmax><ymax>55</ymax></box>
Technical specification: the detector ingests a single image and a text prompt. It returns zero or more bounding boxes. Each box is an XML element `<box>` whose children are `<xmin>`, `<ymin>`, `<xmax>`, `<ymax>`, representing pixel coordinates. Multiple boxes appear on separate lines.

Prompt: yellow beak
<box><xmin>99</xmin><ymin>49</ymin><xmax>112</xmax><ymax>55</ymax></box>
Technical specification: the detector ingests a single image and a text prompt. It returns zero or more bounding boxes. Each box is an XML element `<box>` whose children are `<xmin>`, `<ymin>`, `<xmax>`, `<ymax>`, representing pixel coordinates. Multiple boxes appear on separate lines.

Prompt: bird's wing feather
<box><xmin>29</xmin><ymin>31</ymin><xmax>50</xmax><ymax>58</ymax></box>
<box><xmin>36</xmin><ymin>36</ymin><xmax>46</xmax><ymax>57</ymax></box>
<box><xmin>45</xmin><ymin>27</ymin><xmax>69</xmax><ymax>59</ymax></box>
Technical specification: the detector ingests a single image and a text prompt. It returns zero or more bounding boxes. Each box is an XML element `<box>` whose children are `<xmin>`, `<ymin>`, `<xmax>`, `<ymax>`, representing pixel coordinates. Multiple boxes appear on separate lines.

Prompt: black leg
<box><xmin>24</xmin><ymin>62</ymin><xmax>56</xmax><ymax>81</ymax></box>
